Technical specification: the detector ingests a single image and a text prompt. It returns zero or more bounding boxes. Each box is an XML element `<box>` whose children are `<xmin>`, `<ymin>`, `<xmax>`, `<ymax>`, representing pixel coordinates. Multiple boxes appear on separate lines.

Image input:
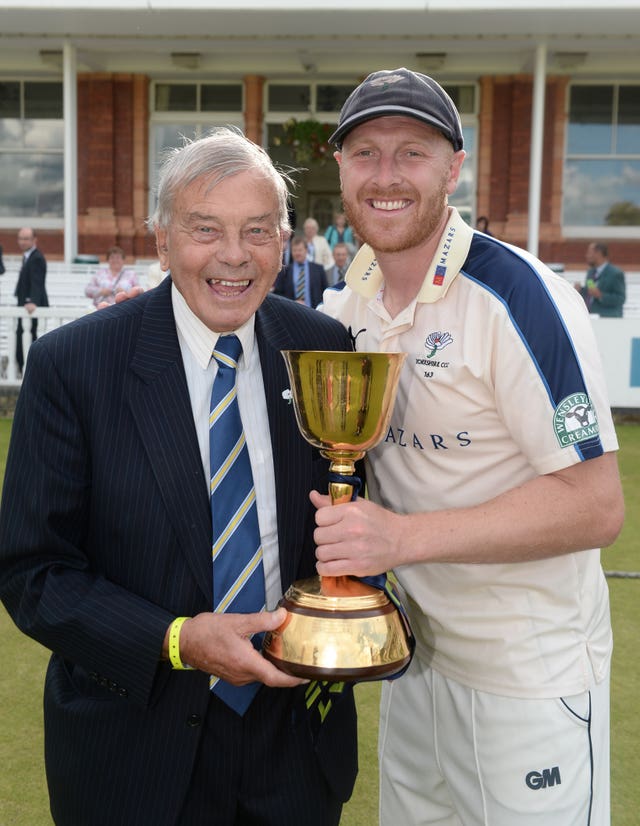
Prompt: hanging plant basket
<box><xmin>274</xmin><ymin>118</ymin><xmax>334</xmax><ymax>165</ymax></box>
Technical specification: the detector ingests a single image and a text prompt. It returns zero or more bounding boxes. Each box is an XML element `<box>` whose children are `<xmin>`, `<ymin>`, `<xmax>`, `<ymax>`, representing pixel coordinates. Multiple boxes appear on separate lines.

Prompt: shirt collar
<box><xmin>171</xmin><ymin>281</ymin><xmax>256</xmax><ymax>370</ymax></box>
<box><xmin>345</xmin><ymin>207</ymin><xmax>473</xmax><ymax>304</ymax></box>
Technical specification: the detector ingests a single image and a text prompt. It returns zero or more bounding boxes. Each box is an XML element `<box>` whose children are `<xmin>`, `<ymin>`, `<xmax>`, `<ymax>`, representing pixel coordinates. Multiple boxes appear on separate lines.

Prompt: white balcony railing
<box><xmin>0</xmin><ymin>306</ymin><xmax>91</xmax><ymax>384</ymax></box>
<box><xmin>0</xmin><ymin>267</ymin><xmax>638</xmax><ymax>407</ymax></box>
<box><xmin>0</xmin><ymin>260</ymin><xmax>154</xmax><ymax>385</ymax></box>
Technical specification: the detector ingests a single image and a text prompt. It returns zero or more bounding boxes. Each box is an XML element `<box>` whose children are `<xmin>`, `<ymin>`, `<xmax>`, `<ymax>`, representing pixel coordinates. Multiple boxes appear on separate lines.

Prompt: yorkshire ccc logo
<box><xmin>425</xmin><ymin>331</ymin><xmax>453</xmax><ymax>358</ymax></box>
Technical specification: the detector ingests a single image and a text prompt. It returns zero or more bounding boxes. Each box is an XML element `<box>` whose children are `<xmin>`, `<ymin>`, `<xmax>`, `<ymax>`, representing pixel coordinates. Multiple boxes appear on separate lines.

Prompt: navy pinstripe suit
<box><xmin>0</xmin><ymin>277</ymin><xmax>357</xmax><ymax>825</ymax></box>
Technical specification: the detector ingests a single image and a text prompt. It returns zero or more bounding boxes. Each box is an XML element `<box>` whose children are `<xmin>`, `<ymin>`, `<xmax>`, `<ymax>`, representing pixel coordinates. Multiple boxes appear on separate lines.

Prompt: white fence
<box><xmin>1</xmin><ymin>264</ymin><xmax>639</xmax><ymax>407</ymax></box>
<box><xmin>0</xmin><ymin>260</ymin><xmax>153</xmax><ymax>383</ymax></box>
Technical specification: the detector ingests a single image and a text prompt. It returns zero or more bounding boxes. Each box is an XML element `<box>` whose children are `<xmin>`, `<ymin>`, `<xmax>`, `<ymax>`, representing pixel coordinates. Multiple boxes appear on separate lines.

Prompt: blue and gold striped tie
<box><xmin>209</xmin><ymin>334</ymin><xmax>265</xmax><ymax>714</ymax></box>
<box><xmin>295</xmin><ymin>263</ymin><xmax>306</xmax><ymax>302</ymax></box>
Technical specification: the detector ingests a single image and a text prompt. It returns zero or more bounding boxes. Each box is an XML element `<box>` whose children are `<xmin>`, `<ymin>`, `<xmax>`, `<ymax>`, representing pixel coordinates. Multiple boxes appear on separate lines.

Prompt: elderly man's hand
<box><xmin>97</xmin><ymin>285</ymin><xmax>145</xmax><ymax>309</ymax></box>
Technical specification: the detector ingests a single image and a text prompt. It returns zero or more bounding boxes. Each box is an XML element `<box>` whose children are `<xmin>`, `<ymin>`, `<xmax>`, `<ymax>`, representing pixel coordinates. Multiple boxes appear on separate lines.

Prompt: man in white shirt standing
<box><xmin>315</xmin><ymin>68</ymin><xmax>624</xmax><ymax>826</ymax></box>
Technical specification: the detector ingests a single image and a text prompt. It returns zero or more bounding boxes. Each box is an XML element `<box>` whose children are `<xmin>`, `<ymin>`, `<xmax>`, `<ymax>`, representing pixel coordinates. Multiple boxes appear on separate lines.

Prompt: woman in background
<box><xmin>85</xmin><ymin>245</ymin><xmax>140</xmax><ymax>307</ymax></box>
<box><xmin>324</xmin><ymin>211</ymin><xmax>355</xmax><ymax>252</ymax></box>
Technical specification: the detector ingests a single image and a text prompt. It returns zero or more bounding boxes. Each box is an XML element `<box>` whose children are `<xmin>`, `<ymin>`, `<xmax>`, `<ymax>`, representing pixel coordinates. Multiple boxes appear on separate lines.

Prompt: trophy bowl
<box><xmin>262</xmin><ymin>350</ymin><xmax>411</xmax><ymax>681</ymax></box>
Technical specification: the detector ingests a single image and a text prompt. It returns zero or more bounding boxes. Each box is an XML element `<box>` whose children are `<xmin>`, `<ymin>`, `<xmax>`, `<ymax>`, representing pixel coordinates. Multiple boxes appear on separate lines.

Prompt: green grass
<box><xmin>0</xmin><ymin>419</ymin><xmax>639</xmax><ymax>825</ymax></box>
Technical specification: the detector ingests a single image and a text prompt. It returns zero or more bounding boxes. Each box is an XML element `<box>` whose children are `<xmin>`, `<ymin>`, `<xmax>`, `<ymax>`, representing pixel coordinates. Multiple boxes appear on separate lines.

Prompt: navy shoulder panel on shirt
<box><xmin>460</xmin><ymin>234</ymin><xmax>603</xmax><ymax>460</ymax></box>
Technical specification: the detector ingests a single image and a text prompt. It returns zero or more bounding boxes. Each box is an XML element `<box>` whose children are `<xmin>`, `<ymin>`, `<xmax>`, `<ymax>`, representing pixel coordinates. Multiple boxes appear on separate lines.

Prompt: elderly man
<box><xmin>0</xmin><ymin>129</ymin><xmax>357</xmax><ymax>826</ymax></box>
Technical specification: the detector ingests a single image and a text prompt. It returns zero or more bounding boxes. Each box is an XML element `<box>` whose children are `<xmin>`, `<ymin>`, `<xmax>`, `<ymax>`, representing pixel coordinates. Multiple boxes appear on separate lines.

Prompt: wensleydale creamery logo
<box><xmin>553</xmin><ymin>394</ymin><xmax>599</xmax><ymax>448</ymax></box>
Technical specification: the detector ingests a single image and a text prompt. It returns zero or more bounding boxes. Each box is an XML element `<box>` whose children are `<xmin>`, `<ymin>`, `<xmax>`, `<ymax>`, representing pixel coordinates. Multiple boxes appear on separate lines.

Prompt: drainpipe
<box><xmin>63</xmin><ymin>41</ymin><xmax>78</xmax><ymax>265</ymax></box>
<box><xmin>528</xmin><ymin>42</ymin><xmax>547</xmax><ymax>257</ymax></box>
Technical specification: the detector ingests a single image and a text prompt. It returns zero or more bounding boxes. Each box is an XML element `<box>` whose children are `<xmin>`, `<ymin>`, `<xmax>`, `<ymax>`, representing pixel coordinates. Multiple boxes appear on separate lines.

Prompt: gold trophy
<box><xmin>263</xmin><ymin>350</ymin><xmax>412</xmax><ymax>681</ymax></box>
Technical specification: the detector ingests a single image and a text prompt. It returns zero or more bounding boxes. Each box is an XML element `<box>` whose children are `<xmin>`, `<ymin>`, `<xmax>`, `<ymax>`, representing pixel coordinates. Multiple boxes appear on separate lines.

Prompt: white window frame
<box><xmin>563</xmin><ymin>80</ymin><xmax>640</xmax><ymax>240</ymax></box>
<box><xmin>148</xmin><ymin>79</ymin><xmax>244</xmax><ymax>218</ymax></box>
<box><xmin>0</xmin><ymin>76</ymin><xmax>64</xmax><ymax>229</ymax></box>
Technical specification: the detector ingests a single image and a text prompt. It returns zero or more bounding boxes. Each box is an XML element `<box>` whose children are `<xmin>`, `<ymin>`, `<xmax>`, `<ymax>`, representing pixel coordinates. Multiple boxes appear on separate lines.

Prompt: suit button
<box><xmin>186</xmin><ymin>714</ymin><xmax>202</xmax><ymax>727</ymax></box>
<box><xmin>118</xmin><ymin>687</ymin><xmax>129</xmax><ymax>698</ymax></box>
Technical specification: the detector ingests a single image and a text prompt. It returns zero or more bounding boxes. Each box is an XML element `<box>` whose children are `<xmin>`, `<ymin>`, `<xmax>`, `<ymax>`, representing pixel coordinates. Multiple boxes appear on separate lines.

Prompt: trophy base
<box><xmin>262</xmin><ymin>575</ymin><xmax>412</xmax><ymax>682</ymax></box>
<box><xmin>262</xmin><ymin>656</ymin><xmax>409</xmax><ymax>682</ymax></box>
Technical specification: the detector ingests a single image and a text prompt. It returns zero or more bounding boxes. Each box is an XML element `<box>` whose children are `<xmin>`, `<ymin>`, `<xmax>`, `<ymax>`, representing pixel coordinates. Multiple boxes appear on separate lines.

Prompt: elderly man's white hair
<box><xmin>149</xmin><ymin>127</ymin><xmax>293</xmax><ymax>234</ymax></box>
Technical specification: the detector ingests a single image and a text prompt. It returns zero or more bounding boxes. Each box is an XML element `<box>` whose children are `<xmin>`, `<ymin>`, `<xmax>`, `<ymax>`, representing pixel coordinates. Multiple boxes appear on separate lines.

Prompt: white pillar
<box><xmin>528</xmin><ymin>42</ymin><xmax>547</xmax><ymax>257</ymax></box>
<box><xmin>63</xmin><ymin>41</ymin><xmax>78</xmax><ymax>265</ymax></box>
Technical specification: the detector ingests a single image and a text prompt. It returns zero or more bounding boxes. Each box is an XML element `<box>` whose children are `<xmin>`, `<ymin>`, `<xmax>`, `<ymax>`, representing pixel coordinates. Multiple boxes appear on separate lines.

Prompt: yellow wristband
<box><xmin>168</xmin><ymin>616</ymin><xmax>192</xmax><ymax>670</ymax></box>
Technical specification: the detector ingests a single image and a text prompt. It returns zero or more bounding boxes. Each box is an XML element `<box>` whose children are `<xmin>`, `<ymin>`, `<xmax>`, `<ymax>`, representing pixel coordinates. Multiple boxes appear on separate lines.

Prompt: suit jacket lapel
<box><xmin>256</xmin><ymin>298</ymin><xmax>313</xmax><ymax>591</ymax></box>
<box><xmin>127</xmin><ymin>279</ymin><xmax>213</xmax><ymax>603</ymax></box>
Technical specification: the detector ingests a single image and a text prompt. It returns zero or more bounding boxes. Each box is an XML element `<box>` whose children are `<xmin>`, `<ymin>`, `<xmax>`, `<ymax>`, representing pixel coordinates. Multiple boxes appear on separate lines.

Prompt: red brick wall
<box><xmin>76</xmin><ymin>73</ymin><xmax>150</xmax><ymax>260</ymax></box>
<box><xmin>2</xmin><ymin>71</ymin><xmax>637</xmax><ymax>270</ymax></box>
<box><xmin>480</xmin><ymin>76</ymin><xmax>639</xmax><ymax>269</ymax></box>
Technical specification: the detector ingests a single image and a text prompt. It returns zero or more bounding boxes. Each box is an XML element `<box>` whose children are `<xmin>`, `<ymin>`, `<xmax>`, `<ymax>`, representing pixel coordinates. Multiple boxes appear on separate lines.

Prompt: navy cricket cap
<box><xmin>329</xmin><ymin>68</ymin><xmax>464</xmax><ymax>151</ymax></box>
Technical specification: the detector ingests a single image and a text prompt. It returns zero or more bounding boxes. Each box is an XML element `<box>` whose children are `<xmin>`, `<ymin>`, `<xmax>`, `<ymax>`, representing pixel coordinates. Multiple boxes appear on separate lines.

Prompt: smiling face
<box><xmin>335</xmin><ymin>116</ymin><xmax>465</xmax><ymax>256</ymax></box>
<box><xmin>155</xmin><ymin>170</ymin><xmax>284</xmax><ymax>332</ymax></box>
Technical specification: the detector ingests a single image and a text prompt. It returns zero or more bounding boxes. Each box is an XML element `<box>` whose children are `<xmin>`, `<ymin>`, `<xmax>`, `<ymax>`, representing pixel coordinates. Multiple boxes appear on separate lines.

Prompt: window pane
<box><xmin>563</xmin><ymin>158</ymin><xmax>640</xmax><ymax>226</ymax></box>
<box><xmin>24</xmin><ymin>119</ymin><xmax>64</xmax><ymax>150</ymax></box>
<box><xmin>268</xmin><ymin>85</ymin><xmax>311</xmax><ymax>112</ymax></box>
<box><xmin>153</xmin><ymin>123</ymin><xmax>199</xmax><ymax>159</ymax></box>
<box><xmin>617</xmin><ymin>86</ymin><xmax>640</xmax><ymax>154</ymax></box>
<box><xmin>0</xmin><ymin>152</ymin><xmax>63</xmax><ymax>218</ymax></box>
<box><xmin>155</xmin><ymin>84</ymin><xmax>197</xmax><ymax>112</ymax></box>
<box><xmin>460</xmin><ymin>125</ymin><xmax>475</xmax><ymax>154</ymax></box>
<box><xmin>445</xmin><ymin>85</ymin><xmax>475</xmax><ymax>115</ymax></box>
<box><xmin>0</xmin><ymin>82</ymin><xmax>20</xmax><ymax>118</ymax></box>
<box><xmin>24</xmin><ymin>82</ymin><xmax>63</xmax><ymax>118</ymax></box>
<box><xmin>449</xmin><ymin>126</ymin><xmax>475</xmax><ymax>223</ymax></box>
<box><xmin>567</xmin><ymin>86</ymin><xmax>613</xmax><ymax>154</ymax></box>
<box><xmin>267</xmin><ymin>122</ymin><xmax>300</xmax><ymax>167</ymax></box>
<box><xmin>316</xmin><ymin>85</ymin><xmax>353</xmax><ymax>113</ymax></box>
<box><xmin>0</xmin><ymin>119</ymin><xmax>23</xmax><ymax>149</ymax></box>
<box><xmin>201</xmin><ymin>84</ymin><xmax>242</xmax><ymax>112</ymax></box>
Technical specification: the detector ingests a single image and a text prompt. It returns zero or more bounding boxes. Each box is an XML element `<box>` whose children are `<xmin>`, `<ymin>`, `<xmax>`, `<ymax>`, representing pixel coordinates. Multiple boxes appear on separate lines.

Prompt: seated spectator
<box><xmin>85</xmin><ymin>246</ymin><xmax>140</xmax><ymax>307</ymax></box>
<box><xmin>324</xmin><ymin>211</ymin><xmax>355</xmax><ymax>253</ymax></box>
<box><xmin>325</xmin><ymin>242</ymin><xmax>351</xmax><ymax>287</ymax></box>
<box><xmin>475</xmin><ymin>215</ymin><xmax>493</xmax><ymax>236</ymax></box>
<box><xmin>303</xmin><ymin>217</ymin><xmax>334</xmax><ymax>271</ymax></box>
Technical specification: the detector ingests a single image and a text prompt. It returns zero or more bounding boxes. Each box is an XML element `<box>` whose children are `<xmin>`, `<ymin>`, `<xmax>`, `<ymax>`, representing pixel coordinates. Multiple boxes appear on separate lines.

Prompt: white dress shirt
<box><xmin>171</xmin><ymin>284</ymin><xmax>282</xmax><ymax>609</ymax></box>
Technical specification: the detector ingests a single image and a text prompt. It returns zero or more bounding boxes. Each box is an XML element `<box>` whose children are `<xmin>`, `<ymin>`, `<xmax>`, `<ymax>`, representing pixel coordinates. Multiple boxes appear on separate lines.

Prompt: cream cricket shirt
<box><xmin>321</xmin><ymin>208</ymin><xmax>618</xmax><ymax>698</ymax></box>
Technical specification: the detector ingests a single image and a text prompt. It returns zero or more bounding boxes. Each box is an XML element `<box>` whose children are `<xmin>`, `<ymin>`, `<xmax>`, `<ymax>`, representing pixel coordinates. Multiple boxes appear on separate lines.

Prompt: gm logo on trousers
<box><xmin>526</xmin><ymin>767</ymin><xmax>562</xmax><ymax>790</ymax></box>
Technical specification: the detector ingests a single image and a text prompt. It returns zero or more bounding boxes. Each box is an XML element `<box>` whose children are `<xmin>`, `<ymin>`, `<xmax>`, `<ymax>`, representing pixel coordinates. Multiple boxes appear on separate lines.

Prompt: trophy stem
<box><xmin>325</xmin><ymin>455</ymin><xmax>362</xmax><ymax>505</ymax></box>
<box><xmin>320</xmin><ymin>456</ymin><xmax>381</xmax><ymax>599</ymax></box>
